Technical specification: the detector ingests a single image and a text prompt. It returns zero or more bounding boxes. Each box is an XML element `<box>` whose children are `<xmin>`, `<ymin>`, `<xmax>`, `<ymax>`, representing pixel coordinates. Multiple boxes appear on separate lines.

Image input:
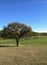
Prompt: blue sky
<box><xmin>0</xmin><ymin>0</ymin><xmax>47</xmax><ymax>32</ymax></box>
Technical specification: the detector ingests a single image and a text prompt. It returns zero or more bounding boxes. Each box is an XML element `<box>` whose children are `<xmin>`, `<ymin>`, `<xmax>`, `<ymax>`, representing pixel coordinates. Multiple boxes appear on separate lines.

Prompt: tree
<box><xmin>3</xmin><ymin>22</ymin><xmax>32</xmax><ymax>46</ymax></box>
<box><xmin>0</xmin><ymin>30</ymin><xmax>3</xmax><ymax>38</ymax></box>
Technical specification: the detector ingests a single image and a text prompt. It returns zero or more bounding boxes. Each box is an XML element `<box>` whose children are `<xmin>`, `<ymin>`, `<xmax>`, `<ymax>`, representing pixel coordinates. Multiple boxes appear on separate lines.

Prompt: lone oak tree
<box><xmin>3</xmin><ymin>22</ymin><xmax>32</xmax><ymax>46</ymax></box>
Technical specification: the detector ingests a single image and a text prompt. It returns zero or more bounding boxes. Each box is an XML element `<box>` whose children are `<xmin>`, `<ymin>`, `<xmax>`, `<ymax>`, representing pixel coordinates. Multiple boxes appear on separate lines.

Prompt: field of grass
<box><xmin>0</xmin><ymin>36</ymin><xmax>47</xmax><ymax>46</ymax></box>
<box><xmin>0</xmin><ymin>37</ymin><xmax>47</xmax><ymax>65</ymax></box>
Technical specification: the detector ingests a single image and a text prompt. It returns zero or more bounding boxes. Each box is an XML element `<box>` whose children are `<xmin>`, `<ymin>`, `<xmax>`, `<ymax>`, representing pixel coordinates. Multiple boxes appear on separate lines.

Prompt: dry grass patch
<box><xmin>0</xmin><ymin>44</ymin><xmax>47</xmax><ymax>65</ymax></box>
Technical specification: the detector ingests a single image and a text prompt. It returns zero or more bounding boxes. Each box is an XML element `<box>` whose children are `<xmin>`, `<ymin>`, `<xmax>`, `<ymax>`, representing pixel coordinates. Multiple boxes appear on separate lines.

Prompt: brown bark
<box><xmin>16</xmin><ymin>39</ymin><xmax>19</xmax><ymax>46</ymax></box>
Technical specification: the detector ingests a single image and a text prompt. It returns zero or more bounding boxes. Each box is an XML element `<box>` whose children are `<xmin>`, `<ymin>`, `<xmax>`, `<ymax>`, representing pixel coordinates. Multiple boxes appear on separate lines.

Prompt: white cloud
<box><xmin>35</xmin><ymin>30</ymin><xmax>47</xmax><ymax>33</ymax></box>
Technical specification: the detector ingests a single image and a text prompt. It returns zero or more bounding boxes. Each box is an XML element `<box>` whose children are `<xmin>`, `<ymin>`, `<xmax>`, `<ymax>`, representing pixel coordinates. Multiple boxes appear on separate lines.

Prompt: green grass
<box><xmin>0</xmin><ymin>39</ymin><xmax>15</xmax><ymax>44</ymax></box>
<box><xmin>0</xmin><ymin>36</ymin><xmax>47</xmax><ymax>45</ymax></box>
<box><xmin>20</xmin><ymin>37</ymin><xmax>47</xmax><ymax>44</ymax></box>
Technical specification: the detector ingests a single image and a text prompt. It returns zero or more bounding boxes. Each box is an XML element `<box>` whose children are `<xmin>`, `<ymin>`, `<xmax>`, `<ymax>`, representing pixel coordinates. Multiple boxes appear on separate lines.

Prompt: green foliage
<box><xmin>2</xmin><ymin>22</ymin><xmax>32</xmax><ymax>39</ymax></box>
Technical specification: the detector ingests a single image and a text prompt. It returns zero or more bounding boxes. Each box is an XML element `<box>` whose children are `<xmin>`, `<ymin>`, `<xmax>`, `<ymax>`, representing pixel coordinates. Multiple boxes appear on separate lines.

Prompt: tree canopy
<box><xmin>3</xmin><ymin>22</ymin><xmax>32</xmax><ymax>46</ymax></box>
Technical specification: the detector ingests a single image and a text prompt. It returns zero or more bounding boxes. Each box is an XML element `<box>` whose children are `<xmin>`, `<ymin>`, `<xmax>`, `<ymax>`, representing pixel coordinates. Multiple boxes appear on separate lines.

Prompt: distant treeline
<box><xmin>0</xmin><ymin>30</ymin><xmax>47</xmax><ymax>38</ymax></box>
<box><xmin>31</xmin><ymin>31</ymin><xmax>47</xmax><ymax>36</ymax></box>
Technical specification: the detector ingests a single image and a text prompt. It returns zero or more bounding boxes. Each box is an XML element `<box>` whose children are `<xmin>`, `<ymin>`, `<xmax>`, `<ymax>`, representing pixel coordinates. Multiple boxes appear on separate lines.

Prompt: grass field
<box><xmin>0</xmin><ymin>37</ymin><xmax>47</xmax><ymax>65</ymax></box>
<box><xmin>0</xmin><ymin>36</ymin><xmax>47</xmax><ymax>46</ymax></box>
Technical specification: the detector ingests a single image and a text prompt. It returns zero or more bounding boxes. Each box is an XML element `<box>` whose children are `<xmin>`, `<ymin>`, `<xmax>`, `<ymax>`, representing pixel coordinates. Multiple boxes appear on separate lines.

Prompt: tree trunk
<box><xmin>16</xmin><ymin>39</ymin><xmax>19</xmax><ymax>46</ymax></box>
